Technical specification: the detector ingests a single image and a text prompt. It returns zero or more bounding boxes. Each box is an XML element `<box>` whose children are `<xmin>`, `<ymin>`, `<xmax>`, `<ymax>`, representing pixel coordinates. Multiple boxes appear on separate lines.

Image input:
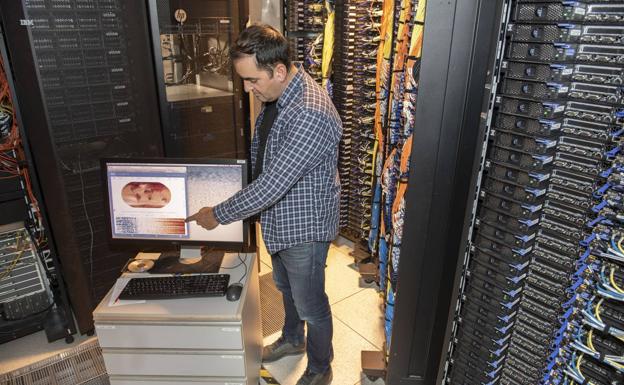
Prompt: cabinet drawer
<box><xmin>96</xmin><ymin>323</ymin><xmax>243</xmax><ymax>349</ymax></box>
<box><xmin>103</xmin><ymin>350</ymin><xmax>246</xmax><ymax>377</ymax></box>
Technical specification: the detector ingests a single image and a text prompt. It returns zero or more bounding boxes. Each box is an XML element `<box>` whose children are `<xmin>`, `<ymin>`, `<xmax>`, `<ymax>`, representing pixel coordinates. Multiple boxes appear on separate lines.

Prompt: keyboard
<box><xmin>118</xmin><ymin>274</ymin><xmax>230</xmax><ymax>300</ymax></box>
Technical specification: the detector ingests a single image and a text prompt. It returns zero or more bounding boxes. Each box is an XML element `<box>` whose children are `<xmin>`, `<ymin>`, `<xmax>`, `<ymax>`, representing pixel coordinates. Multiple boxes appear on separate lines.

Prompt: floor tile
<box><xmin>327</xmin><ymin>245</ymin><xmax>357</xmax><ymax>269</ymax></box>
<box><xmin>256</xmin><ymin>229</ymin><xmax>271</xmax><ymax>258</ymax></box>
<box><xmin>258</xmin><ymin>243</ymin><xmax>271</xmax><ymax>267</ymax></box>
<box><xmin>255</xmin><ymin>224</ymin><xmax>273</xmax><ymax>274</ymax></box>
<box><xmin>260</xmin><ymin>251</ymin><xmax>272</xmax><ymax>266</ymax></box>
<box><xmin>262</xmin><ymin>331</ymin><xmax>306</xmax><ymax>385</ymax></box>
<box><xmin>330</xmin><ymin>245</ymin><xmax>380</xmax><ymax>289</ymax></box>
<box><xmin>260</xmin><ymin>259</ymin><xmax>273</xmax><ymax>276</ymax></box>
<box><xmin>331</xmin><ymin>317</ymin><xmax>378</xmax><ymax>385</ymax></box>
<box><xmin>325</xmin><ymin>248</ymin><xmax>364</xmax><ymax>305</ymax></box>
<box><xmin>331</xmin><ymin>236</ymin><xmax>356</xmax><ymax>257</ymax></box>
<box><xmin>332</xmin><ymin>288</ymin><xmax>385</xmax><ymax>350</ymax></box>
<box><xmin>262</xmin><ymin>317</ymin><xmax>377</xmax><ymax>385</ymax></box>
<box><xmin>333</xmin><ymin>235</ymin><xmax>355</xmax><ymax>249</ymax></box>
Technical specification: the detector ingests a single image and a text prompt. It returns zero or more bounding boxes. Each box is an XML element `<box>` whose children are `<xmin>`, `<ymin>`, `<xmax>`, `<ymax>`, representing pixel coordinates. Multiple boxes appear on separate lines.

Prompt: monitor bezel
<box><xmin>100</xmin><ymin>157</ymin><xmax>249</xmax><ymax>250</ymax></box>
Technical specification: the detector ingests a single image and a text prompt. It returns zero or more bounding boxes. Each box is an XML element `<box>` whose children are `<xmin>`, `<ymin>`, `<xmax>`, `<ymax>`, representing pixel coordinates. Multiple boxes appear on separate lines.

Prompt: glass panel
<box><xmin>160</xmin><ymin>18</ymin><xmax>233</xmax><ymax>102</ymax></box>
<box><xmin>151</xmin><ymin>1</ymin><xmax>242</xmax><ymax>158</ymax></box>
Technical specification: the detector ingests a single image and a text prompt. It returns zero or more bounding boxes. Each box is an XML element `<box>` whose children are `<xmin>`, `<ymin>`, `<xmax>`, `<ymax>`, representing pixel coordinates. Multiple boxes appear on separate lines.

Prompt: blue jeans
<box><xmin>271</xmin><ymin>241</ymin><xmax>333</xmax><ymax>374</ymax></box>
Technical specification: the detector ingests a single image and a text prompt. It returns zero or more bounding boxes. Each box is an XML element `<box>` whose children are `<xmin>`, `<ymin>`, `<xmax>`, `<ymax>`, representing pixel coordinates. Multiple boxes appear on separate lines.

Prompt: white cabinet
<box><xmin>93</xmin><ymin>253</ymin><xmax>261</xmax><ymax>385</ymax></box>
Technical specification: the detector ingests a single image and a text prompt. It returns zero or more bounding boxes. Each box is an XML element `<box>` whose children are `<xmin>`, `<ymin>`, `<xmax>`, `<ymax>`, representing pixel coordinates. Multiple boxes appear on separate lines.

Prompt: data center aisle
<box><xmin>257</xmin><ymin>234</ymin><xmax>387</xmax><ymax>385</ymax></box>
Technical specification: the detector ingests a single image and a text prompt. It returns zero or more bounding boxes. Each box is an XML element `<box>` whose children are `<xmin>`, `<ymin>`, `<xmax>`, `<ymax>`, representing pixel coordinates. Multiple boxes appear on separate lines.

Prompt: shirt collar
<box><xmin>277</xmin><ymin>62</ymin><xmax>304</xmax><ymax>109</ymax></box>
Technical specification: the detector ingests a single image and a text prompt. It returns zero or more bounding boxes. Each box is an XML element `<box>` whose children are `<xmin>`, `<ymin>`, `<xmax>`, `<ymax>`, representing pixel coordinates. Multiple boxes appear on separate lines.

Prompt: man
<box><xmin>185</xmin><ymin>24</ymin><xmax>342</xmax><ymax>385</ymax></box>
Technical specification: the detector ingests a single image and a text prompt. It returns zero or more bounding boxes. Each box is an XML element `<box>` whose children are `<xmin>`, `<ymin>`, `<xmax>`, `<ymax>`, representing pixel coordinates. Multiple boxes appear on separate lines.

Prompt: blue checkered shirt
<box><xmin>214</xmin><ymin>64</ymin><xmax>342</xmax><ymax>254</ymax></box>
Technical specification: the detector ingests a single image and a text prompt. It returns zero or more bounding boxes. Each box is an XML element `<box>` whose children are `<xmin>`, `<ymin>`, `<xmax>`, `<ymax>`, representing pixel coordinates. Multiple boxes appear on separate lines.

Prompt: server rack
<box><xmin>0</xmin><ymin>0</ymin><xmax>164</xmax><ymax>334</ymax></box>
<box><xmin>387</xmin><ymin>0</ymin><xmax>624</xmax><ymax>384</ymax></box>
<box><xmin>0</xmin><ymin>30</ymin><xmax>76</xmax><ymax>343</ymax></box>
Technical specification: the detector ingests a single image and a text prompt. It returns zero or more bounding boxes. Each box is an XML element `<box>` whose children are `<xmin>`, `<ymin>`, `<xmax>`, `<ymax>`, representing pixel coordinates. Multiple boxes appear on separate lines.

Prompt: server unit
<box><xmin>0</xmin><ymin>223</ymin><xmax>56</xmax><ymax>342</ymax></box>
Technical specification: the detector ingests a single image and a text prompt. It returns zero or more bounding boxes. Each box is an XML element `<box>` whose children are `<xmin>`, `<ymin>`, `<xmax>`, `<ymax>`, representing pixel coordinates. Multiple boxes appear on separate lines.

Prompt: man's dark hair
<box><xmin>230</xmin><ymin>24</ymin><xmax>291</xmax><ymax>77</ymax></box>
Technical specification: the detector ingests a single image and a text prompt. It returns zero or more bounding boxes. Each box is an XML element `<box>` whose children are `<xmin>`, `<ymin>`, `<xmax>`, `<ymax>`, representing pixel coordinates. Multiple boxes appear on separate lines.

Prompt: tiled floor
<box><xmin>0</xmin><ymin>236</ymin><xmax>386</xmax><ymax>385</ymax></box>
<box><xmin>258</xmin><ymin>235</ymin><xmax>387</xmax><ymax>385</ymax></box>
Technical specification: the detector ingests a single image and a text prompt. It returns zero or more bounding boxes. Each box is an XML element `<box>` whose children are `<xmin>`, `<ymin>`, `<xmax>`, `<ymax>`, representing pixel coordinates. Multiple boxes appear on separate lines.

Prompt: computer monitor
<box><xmin>101</xmin><ymin>158</ymin><xmax>248</xmax><ymax>261</ymax></box>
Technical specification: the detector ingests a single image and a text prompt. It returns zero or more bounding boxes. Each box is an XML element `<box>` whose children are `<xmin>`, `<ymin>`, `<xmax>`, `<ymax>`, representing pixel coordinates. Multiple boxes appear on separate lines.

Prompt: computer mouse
<box><xmin>226</xmin><ymin>283</ymin><xmax>244</xmax><ymax>301</ymax></box>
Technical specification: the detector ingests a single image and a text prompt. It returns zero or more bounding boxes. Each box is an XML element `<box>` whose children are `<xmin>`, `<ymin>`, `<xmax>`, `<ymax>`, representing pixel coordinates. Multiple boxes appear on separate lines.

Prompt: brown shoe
<box><xmin>262</xmin><ymin>336</ymin><xmax>305</xmax><ymax>362</ymax></box>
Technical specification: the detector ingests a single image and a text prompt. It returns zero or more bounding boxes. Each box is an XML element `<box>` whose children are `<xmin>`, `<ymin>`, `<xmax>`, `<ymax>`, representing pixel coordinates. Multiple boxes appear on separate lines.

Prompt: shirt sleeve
<box><xmin>213</xmin><ymin>110</ymin><xmax>340</xmax><ymax>224</ymax></box>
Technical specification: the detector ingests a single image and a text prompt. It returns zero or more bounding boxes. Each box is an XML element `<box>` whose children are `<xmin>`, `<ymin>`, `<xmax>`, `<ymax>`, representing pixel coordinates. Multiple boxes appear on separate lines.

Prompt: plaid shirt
<box><xmin>214</xmin><ymin>64</ymin><xmax>342</xmax><ymax>254</ymax></box>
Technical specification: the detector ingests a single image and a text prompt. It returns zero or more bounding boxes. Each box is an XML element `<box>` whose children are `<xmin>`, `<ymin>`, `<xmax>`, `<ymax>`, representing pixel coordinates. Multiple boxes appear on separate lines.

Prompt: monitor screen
<box><xmin>102</xmin><ymin>158</ymin><xmax>247</xmax><ymax>247</ymax></box>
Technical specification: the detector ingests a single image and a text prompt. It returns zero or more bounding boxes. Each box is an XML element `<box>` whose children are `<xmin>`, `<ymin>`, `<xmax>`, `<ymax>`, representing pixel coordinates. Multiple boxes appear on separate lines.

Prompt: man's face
<box><xmin>233</xmin><ymin>55</ymin><xmax>285</xmax><ymax>103</ymax></box>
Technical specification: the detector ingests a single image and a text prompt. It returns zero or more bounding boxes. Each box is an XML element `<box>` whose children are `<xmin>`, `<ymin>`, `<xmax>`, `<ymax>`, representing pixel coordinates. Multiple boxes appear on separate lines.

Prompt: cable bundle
<box><xmin>286</xmin><ymin>0</ymin><xmax>329</xmax><ymax>85</ymax></box>
<box><xmin>0</xmin><ymin>55</ymin><xmax>45</xmax><ymax>247</ymax></box>
<box><xmin>372</xmin><ymin>0</ymin><xmax>425</xmax><ymax>351</ymax></box>
<box><xmin>329</xmin><ymin>0</ymin><xmax>385</xmax><ymax>259</ymax></box>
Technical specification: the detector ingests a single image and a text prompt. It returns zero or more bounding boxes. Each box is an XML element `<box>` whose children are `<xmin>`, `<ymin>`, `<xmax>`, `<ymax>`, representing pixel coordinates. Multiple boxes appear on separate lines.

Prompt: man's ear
<box><xmin>274</xmin><ymin>63</ymin><xmax>288</xmax><ymax>82</ymax></box>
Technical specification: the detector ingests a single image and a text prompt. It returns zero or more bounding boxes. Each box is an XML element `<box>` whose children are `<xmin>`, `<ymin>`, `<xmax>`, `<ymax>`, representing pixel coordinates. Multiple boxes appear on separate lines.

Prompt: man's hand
<box><xmin>185</xmin><ymin>207</ymin><xmax>219</xmax><ymax>230</ymax></box>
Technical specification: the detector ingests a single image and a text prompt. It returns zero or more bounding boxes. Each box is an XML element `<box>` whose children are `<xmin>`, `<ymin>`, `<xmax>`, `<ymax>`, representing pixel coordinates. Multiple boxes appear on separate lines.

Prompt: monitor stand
<box><xmin>179</xmin><ymin>245</ymin><xmax>202</xmax><ymax>264</ymax></box>
<box><xmin>134</xmin><ymin>246</ymin><xmax>224</xmax><ymax>274</ymax></box>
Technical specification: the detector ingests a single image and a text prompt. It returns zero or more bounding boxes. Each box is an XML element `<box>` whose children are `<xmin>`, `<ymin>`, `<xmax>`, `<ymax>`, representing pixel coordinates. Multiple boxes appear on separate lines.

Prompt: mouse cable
<box><xmin>220</xmin><ymin>252</ymin><xmax>249</xmax><ymax>284</ymax></box>
<box><xmin>236</xmin><ymin>252</ymin><xmax>248</xmax><ymax>284</ymax></box>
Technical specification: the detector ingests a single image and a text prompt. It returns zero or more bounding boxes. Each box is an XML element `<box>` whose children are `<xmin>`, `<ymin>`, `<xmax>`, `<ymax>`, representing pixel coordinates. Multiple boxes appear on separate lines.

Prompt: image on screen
<box><xmin>105</xmin><ymin>161</ymin><xmax>245</xmax><ymax>243</ymax></box>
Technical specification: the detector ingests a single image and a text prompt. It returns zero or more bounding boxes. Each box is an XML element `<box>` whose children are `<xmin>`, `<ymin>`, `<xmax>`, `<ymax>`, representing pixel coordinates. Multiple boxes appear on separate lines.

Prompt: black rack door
<box><xmin>384</xmin><ymin>0</ymin><xmax>505</xmax><ymax>383</ymax></box>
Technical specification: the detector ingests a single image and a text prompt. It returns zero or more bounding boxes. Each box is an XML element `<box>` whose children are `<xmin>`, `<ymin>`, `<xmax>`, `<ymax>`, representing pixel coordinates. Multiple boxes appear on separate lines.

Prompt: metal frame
<box><xmin>384</xmin><ymin>0</ymin><xmax>505</xmax><ymax>383</ymax></box>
